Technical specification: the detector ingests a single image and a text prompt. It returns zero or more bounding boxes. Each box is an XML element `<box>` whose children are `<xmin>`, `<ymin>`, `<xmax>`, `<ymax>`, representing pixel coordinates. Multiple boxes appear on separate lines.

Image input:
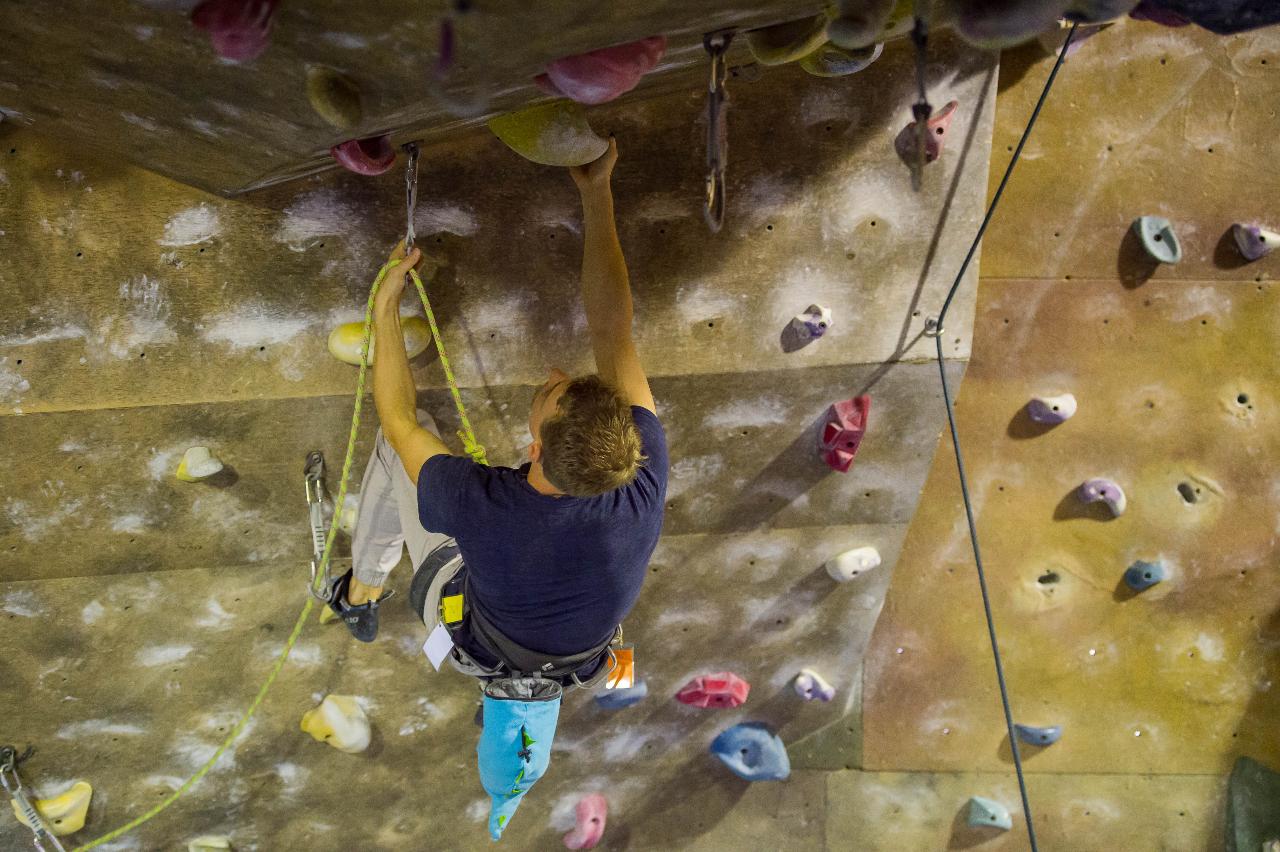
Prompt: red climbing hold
<box><xmin>330</xmin><ymin>135</ymin><xmax>397</xmax><ymax>176</ymax></box>
<box><xmin>819</xmin><ymin>396</ymin><xmax>870</xmax><ymax>473</ymax></box>
<box><xmin>676</xmin><ymin>672</ymin><xmax>751</xmax><ymax>709</ymax></box>
<box><xmin>191</xmin><ymin>0</ymin><xmax>278</xmax><ymax>62</ymax></box>
<box><xmin>894</xmin><ymin>100</ymin><xmax>959</xmax><ymax>167</ymax></box>
<box><xmin>537</xmin><ymin>36</ymin><xmax>667</xmax><ymax>105</ymax></box>
<box><xmin>562</xmin><ymin>794</ymin><xmax>607</xmax><ymax>850</ymax></box>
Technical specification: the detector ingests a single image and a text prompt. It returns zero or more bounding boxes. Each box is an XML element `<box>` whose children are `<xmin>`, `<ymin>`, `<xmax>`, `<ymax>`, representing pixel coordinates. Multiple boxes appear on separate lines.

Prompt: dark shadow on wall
<box><xmin>1213</xmin><ymin>226</ymin><xmax>1250</xmax><ymax>271</ymax></box>
<box><xmin>1234</xmin><ymin>604</ymin><xmax>1280</xmax><ymax>773</ymax></box>
<box><xmin>708</xmin><ymin>410</ymin><xmax>829</xmax><ymax>534</ymax></box>
<box><xmin>1117</xmin><ymin>226</ymin><xmax>1160</xmax><ymax>289</ymax></box>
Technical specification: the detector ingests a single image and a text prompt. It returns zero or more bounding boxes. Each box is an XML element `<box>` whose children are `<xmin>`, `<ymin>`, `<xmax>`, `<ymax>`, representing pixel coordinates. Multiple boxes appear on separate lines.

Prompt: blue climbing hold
<box><xmin>1132</xmin><ymin>215</ymin><xmax>1183</xmax><ymax>264</ymax></box>
<box><xmin>709</xmin><ymin>722</ymin><xmax>790</xmax><ymax>782</ymax></box>
<box><xmin>1014</xmin><ymin>723</ymin><xmax>1062</xmax><ymax>747</ymax></box>
<box><xmin>594</xmin><ymin>680</ymin><xmax>648</xmax><ymax>710</ymax></box>
<box><xmin>967</xmin><ymin>796</ymin><xmax>1013</xmax><ymax>831</ymax></box>
<box><xmin>1124</xmin><ymin>560</ymin><xmax>1166</xmax><ymax>591</ymax></box>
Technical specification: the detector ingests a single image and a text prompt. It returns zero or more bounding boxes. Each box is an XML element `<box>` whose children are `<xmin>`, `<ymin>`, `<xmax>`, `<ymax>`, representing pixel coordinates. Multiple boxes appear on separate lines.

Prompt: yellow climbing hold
<box><xmin>301</xmin><ymin>694</ymin><xmax>371</xmax><ymax>753</ymax></box>
<box><xmin>327</xmin><ymin>315</ymin><xmax>432</xmax><ymax>366</ymax></box>
<box><xmin>306</xmin><ymin>65</ymin><xmax>362</xmax><ymax>130</ymax></box>
<box><xmin>188</xmin><ymin>836</ymin><xmax>232</xmax><ymax>852</ymax></box>
<box><xmin>487</xmin><ymin>101</ymin><xmax>608</xmax><ymax>167</ymax></box>
<box><xmin>176</xmin><ymin>446</ymin><xmax>224</xmax><ymax>482</ymax></box>
<box><xmin>11</xmin><ymin>780</ymin><xmax>92</xmax><ymax>836</ymax></box>
<box><xmin>746</xmin><ymin>15</ymin><xmax>831</xmax><ymax>65</ymax></box>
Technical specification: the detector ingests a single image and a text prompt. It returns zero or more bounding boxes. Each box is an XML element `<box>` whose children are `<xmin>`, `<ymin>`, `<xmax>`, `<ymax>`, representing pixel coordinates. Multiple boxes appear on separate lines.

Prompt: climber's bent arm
<box><xmin>373</xmin><ymin>247</ymin><xmax>453</xmax><ymax>484</ymax></box>
<box><xmin>573</xmin><ymin>139</ymin><xmax>656</xmax><ymax>413</ymax></box>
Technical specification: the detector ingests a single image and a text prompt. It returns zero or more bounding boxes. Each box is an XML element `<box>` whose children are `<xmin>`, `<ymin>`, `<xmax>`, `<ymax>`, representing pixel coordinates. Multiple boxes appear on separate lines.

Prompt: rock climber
<box><xmin>327</xmin><ymin>138</ymin><xmax>667</xmax><ymax>683</ymax></box>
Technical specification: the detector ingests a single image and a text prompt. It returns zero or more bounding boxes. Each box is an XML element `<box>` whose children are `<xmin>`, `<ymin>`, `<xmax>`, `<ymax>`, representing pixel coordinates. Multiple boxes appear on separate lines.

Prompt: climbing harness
<box><xmin>925</xmin><ymin>22</ymin><xmax>1079</xmax><ymax>852</ymax></box>
<box><xmin>2</xmin><ymin>745</ymin><xmax>66</xmax><ymax>852</ymax></box>
<box><xmin>702</xmin><ymin>30</ymin><xmax>733</xmax><ymax>233</ymax></box>
<box><xmin>66</xmin><ymin>148</ymin><xmax>486</xmax><ymax>851</ymax></box>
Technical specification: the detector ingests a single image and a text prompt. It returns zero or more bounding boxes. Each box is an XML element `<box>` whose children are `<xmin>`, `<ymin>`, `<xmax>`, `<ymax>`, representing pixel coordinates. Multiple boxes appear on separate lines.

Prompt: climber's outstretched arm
<box><xmin>372</xmin><ymin>243</ymin><xmax>452</xmax><ymax>484</ymax></box>
<box><xmin>570</xmin><ymin>138</ymin><xmax>656</xmax><ymax>414</ymax></box>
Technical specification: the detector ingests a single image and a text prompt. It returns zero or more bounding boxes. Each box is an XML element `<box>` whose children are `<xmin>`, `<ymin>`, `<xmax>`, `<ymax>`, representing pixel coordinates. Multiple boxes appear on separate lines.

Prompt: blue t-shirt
<box><xmin>418</xmin><ymin>406</ymin><xmax>667</xmax><ymax>657</ymax></box>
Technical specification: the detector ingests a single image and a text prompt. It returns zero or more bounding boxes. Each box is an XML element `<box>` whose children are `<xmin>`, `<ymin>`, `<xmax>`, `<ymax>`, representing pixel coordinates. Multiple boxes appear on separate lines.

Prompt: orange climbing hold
<box><xmin>535</xmin><ymin>36</ymin><xmax>667</xmax><ymax>105</ymax></box>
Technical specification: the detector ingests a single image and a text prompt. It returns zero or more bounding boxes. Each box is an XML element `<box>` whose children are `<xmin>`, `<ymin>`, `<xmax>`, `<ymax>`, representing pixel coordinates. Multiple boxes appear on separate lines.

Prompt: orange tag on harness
<box><xmin>606</xmin><ymin>645</ymin><xmax>635</xmax><ymax>689</ymax></box>
<box><xmin>441</xmin><ymin>594</ymin><xmax>464</xmax><ymax>625</ymax></box>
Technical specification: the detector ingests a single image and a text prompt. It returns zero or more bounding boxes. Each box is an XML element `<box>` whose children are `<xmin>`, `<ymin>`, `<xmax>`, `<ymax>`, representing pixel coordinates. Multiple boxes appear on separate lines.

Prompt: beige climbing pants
<box><xmin>351</xmin><ymin>410</ymin><xmax>452</xmax><ymax>588</ymax></box>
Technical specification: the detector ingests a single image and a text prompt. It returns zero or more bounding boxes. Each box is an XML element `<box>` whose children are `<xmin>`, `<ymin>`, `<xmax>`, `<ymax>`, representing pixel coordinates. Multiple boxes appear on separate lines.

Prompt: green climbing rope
<box><xmin>72</xmin><ymin>260</ymin><xmax>485</xmax><ymax>851</ymax></box>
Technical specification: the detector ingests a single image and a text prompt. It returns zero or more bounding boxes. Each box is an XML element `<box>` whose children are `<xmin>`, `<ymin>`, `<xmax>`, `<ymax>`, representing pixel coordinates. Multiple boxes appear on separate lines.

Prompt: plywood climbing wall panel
<box><xmin>862</xmin><ymin>22</ymin><xmax>1280</xmax><ymax>778</ymax></box>
<box><xmin>983</xmin><ymin>22</ymin><xmax>1279</xmax><ymax>283</ymax></box>
<box><xmin>0</xmin><ymin>40</ymin><xmax>993</xmax><ymax>416</ymax></box>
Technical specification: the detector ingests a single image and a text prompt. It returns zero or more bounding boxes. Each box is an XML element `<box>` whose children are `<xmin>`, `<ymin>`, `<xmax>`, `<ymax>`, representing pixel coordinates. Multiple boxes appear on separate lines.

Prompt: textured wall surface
<box><xmin>863</xmin><ymin>10</ymin><xmax>1280</xmax><ymax>825</ymax></box>
<box><xmin>0</xmin><ymin>33</ymin><xmax>994</xmax><ymax>850</ymax></box>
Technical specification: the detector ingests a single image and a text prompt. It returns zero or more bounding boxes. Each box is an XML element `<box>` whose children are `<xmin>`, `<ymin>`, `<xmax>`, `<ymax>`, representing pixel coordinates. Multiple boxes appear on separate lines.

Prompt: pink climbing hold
<box><xmin>562</xmin><ymin>794</ymin><xmax>608</xmax><ymax>850</ymax></box>
<box><xmin>819</xmin><ymin>396</ymin><xmax>870</xmax><ymax>474</ymax></box>
<box><xmin>191</xmin><ymin>0</ymin><xmax>279</xmax><ymax>62</ymax></box>
<box><xmin>330</xmin><ymin>135</ymin><xmax>397</xmax><ymax>176</ymax></box>
<box><xmin>675</xmin><ymin>672</ymin><xmax>751</xmax><ymax>709</ymax></box>
<box><xmin>537</xmin><ymin>36</ymin><xmax>667</xmax><ymax>105</ymax></box>
<box><xmin>894</xmin><ymin>100</ymin><xmax>959</xmax><ymax>167</ymax></box>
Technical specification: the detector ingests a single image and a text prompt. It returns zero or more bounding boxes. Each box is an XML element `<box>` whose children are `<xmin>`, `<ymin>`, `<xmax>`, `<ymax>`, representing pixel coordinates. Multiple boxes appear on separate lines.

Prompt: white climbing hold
<box><xmin>300</xmin><ymin>694</ymin><xmax>370</xmax><ymax>753</ymax></box>
<box><xmin>11</xmin><ymin>780</ymin><xmax>93</xmax><ymax>836</ymax></box>
<box><xmin>793</xmin><ymin>668</ymin><xmax>835</xmax><ymax>702</ymax></box>
<box><xmin>327</xmin><ymin>316</ymin><xmax>432</xmax><ymax>366</ymax></box>
<box><xmin>788</xmin><ymin>304</ymin><xmax>833</xmax><ymax>340</ymax></box>
<box><xmin>967</xmin><ymin>795</ymin><xmax>1012</xmax><ymax>831</ymax></box>
<box><xmin>188</xmin><ymin>837</ymin><xmax>233</xmax><ymax>852</ymax></box>
<box><xmin>825</xmin><ymin>546</ymin><xmax>881</xmax><ymax>582</ymax></box>
<box><xmin>176</xmin><ymin>446</ymin><xmax>224</xmax><ymax>482</ymax></box>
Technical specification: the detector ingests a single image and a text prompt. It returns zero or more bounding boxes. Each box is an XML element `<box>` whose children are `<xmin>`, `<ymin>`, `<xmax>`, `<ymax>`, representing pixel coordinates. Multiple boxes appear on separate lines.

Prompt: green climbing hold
<box><xmin>487</xmin><ymin>101</ymin><xmax>608</xmax><ymax>167</ymax></box>
<box><xmin>1227</xmin><ymin>757</ymin><xmax>1280</xmax><ymax>852</ymax></box>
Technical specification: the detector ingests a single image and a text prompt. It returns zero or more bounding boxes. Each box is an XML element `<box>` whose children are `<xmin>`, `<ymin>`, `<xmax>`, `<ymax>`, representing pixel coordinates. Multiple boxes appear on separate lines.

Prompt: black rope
<box><xmin>929</xmin><ymin>22</ymin><xmax>1078</xmax><ymax>852</ymax></box>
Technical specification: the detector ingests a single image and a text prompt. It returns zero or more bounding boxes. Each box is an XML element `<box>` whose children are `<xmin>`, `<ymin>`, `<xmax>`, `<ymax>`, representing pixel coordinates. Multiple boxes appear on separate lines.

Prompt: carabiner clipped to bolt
<box><xmin>304</xmin><ymin>450</ymin><xmax>334</xmax><ymax>602</ymax></box>
<box><xmin>403</xmin><ymin>142</ymin><xmax>420</xmax><ymax>253</ymax></box>
<box><xmin>0</xmin><ymin>745</ymin><xmax>67</xmax><ymax>852</ymax></box>
<box><xmin>703</xmin><ymin>30</ymin><xmax>733</xmax><ymax>233</ymax></box>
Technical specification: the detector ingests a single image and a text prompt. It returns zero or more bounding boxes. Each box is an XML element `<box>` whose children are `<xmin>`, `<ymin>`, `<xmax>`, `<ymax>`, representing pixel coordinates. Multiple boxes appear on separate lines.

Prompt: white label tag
<box><xmin>423</xmin><ymin>622</ymin><xmax>454</xmax><ymax>671</ymax></box>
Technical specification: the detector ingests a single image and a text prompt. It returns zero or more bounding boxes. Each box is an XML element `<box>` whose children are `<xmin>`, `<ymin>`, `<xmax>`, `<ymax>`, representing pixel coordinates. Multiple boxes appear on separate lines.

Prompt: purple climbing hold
<box><xmin>895</xmin><ymin>101</ymin><xmax>958</xmax><ymax>167</ymax></box>
<box><xmin>950</xmin><ymin>0</ymin><xmax>1064</xmax><ymax>48</ymax></box>
<box><xmin>1233</xmin><ymin>223</ymin><xmax>1278</xmax><ymax>262</ymax></box>
<box><xmin>1027</xmin><ymin>393</ymin><xmax>1077</xmax><ymax>425</ymax></box>
<box><xmin>537</xmin><ymin>36</ymin><xmax>667</xmax><ymax>105</ymax></box>
<box><xmin>1078</xmin><ymin>478</ymin><xmax>1126</xmax><ymax>517</ymax></box>
<box><xmin>1129</xmin><ymin>1</ymin><xmax>1192</xmax><ymax>25</ymax></box>
<box><xmin>330</xmin><ymin>136</ymin><xmax>397</xmax><ymax>176</ymax></box>
<box><xmin>789</xmin><ymin>304</ymin><xmax>833</xmax><ymax>341</ymax></box>
<box><xmin>794</xmin><ymin>669</ymin><xmax>836</xmax><ymax>702</ymax></box>
<box><xmin>191</xmin><ymin>0</ymin><xmax>278</xmax><ymax>62</ymax></box>
<box><xmin>710</xmin><ymin>723</ymin><xmax>790</xmax><ymax>781</ymax></box>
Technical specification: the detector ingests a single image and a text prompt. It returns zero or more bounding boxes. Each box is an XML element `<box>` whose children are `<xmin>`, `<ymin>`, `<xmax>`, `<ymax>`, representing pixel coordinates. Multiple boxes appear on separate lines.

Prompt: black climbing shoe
<box><xmin>327</xmin><ymin>568</ymin><xmax>392</xmax><ymax>643</ymax></box>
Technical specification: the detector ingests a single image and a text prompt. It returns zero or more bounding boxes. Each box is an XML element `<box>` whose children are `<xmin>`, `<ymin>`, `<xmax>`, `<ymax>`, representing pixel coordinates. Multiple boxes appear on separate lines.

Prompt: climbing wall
<box><xmin>0</xmin><ymin>32</ymin><xmax>997</xmax><ymax>850</ymax></box>
<box><xmin>863</xmin><ymin>8</ymin><xmax>1280</xmax><ymax>816</ymax></box>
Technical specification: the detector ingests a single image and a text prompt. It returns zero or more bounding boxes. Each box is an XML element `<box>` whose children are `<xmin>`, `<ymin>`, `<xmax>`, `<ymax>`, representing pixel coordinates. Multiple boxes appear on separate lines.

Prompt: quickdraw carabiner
<box><xmin>304</xmin><ymin>450</ymin><xmax>334</xmax><ymax>602</ymax></box>
<box><xmin>703</xmin><ymin>30</ymin><xmax>733</xmax><ymax>233</ymax></box>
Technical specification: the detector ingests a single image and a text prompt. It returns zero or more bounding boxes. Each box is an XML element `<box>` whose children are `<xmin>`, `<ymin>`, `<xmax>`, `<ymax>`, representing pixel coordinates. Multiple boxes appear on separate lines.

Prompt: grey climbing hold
<box><xmin>1078</xmin><ymin>478</ymin><xmax>1126</xmax><ymax>517</ymax></box>
<box><xmin>1014</xmin><ymin>723</ymin><xmax>1062</xmax><ymax>746</ymax></box>
<box><xmin>594</xmin><ymin>680</ymin><xmax>648</xmax><ymax>710</ymax></box>
<box><xmin>967</xmin><ymin>796</ymin><xmax>1013</xmax><ymax>831</ymax></box>
<box><xmin>1232</xmin><ymin>223</ymin><xmax>1278</xmax><ymax>262</ymax></box>
<box><xmin>1123</xmin><ymin>560</ymin><xmax>1166</xmax><ymax>592</ymax></box>
<box><xmin>1228</xmin><ymin>757</ymin><xmax>1280</xmax><ymax>852</ymax></box>
<box><xmin>1132</xmin><ymin>216</ymin><xmax>1183</xmax><ymax>264</ymax></box>
<box><xmin>1027</xmin><ymin>393</ymin><xmax>1076</xmax><ymax>424</ymax></box>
